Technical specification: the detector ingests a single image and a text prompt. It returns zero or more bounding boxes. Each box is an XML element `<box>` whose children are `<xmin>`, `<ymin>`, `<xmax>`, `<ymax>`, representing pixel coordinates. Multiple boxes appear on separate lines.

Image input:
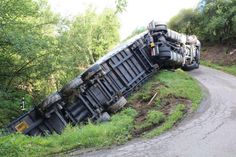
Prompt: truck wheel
<box><xmin>154</xmin><ymin>24</ymin><xmax>168</xmax><ymax>33</ymax></box>
<box><xmin>39</xmin><ymin>92</ymin><xmax>61</xmax><ymax>111</ymax></box>
<box><xmin>81</xmin><ymin>64</ymin><xmax>101</xmax><ymax>81</ymax></box>
<box><xmin>60</xmin><ymin>77</ymin><xmax>83</xmax><ymax>95</ymax></box>
<box><xmin>182</xmin><ymin>48</ymin><xmax>200</xmax><ymax>71</ymax></box>
<box><xmin>96</xmin><ymin>112</ymin><xmax>111</xmax><ymax>122</ymax></box>
<box><xmin>158</xmin><ymin>46</ymin><xmax>171</xmax><ymax>60</ymax></box>
<box><xmin>181</xmin><ymin>61</ymin><xmax>199</xmax><ymax>71</ymax></box>
<box><xmin>108</xmin><ymin>96</ymin><xmax>127</xmax><ymax>113</ymax></box>
<box><xmin>195</xmin><ymin>48</ymin><xmax>200</xmax><ymax>65</ymax></box>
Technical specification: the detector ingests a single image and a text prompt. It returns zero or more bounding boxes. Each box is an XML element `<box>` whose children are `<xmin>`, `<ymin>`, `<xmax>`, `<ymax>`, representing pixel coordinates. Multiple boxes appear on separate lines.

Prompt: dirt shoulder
<box><xmin>202</xmin><ymin>44</ymin><xmax>236</xmax><ymax>65</ymax></box>
<box><xmin>201</xmin><ymin>44</ymin><xmax>236</xmax><ymax>76</ymax></box>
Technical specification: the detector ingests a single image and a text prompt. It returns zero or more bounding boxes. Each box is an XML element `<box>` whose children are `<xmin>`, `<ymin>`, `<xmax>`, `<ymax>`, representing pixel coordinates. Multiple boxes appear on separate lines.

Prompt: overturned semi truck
<box><xmin>6</xmin><ymin>21</ymin><xmax>201</xmax><ymax>136</ymax></box>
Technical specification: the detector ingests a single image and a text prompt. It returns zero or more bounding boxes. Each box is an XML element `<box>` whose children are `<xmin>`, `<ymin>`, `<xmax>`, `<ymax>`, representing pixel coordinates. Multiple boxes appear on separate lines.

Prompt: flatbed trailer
<box><xmin>6</xmin><ymin>22</ymin><xmax>201</xmax><ymax>136</ymax></box>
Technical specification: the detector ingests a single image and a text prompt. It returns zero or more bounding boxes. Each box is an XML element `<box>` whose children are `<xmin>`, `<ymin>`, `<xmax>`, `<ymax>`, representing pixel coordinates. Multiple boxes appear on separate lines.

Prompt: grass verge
<box><xmin>202</xmin><ymin>60</ymin><xmax>236</xmax><ymax>76</ymax></box>
<box><xmin>129</xmin><ymin>69</ymin><xmax>202</xmax><ymax>138</ymax></box>
<box><xmin>0</xmin><ymin>108</ymin><xmax>137</xmax><ymax>157</ymax></box>
<box><xmin>0</xmin><ymin>70</ymin><xmax>202</xmax><ymax>157</ymax></box>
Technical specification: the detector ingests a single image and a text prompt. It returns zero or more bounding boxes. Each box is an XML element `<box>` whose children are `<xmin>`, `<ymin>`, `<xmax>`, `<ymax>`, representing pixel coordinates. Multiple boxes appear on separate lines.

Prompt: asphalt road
<box><xmin>69</xmin><ymin>66</ymin><xmax>236</xmax><ymax>157</ymax></box>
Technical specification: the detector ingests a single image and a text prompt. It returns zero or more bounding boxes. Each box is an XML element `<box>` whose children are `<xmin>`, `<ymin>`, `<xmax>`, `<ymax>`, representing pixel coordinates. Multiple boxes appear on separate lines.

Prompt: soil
<box><xmin>127</xmin><ymin>83</ymin><xmax>192</xmax><ymax>137</ymax></box>
<box><xmin>202</xmin><ymin>44</ymin><xmax>236</xmax><ymax>65</ymax></box>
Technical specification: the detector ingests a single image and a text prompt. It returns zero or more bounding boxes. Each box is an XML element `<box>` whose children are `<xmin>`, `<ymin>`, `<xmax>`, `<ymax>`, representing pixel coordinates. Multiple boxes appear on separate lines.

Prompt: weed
<box><xmin>136</xmin><ymin>111</ymin><xmax>165</xmax><ymax>130</ymax></box>
<box><xmin>145</xmin><ymin>104</ymin><xmax>186</xmax><ymax>138</ymax></box>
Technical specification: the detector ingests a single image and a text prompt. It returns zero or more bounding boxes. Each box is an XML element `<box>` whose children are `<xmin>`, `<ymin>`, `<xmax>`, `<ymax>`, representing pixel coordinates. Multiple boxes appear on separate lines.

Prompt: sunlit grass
<box><xmin>145</xmin><ymin>104</ymin><xmax>186</xmax><ymax>138</ymax></box>
<box><xmin>157</xmin><ymin>69</ymin><xmax>202</xmax><ymax>106</ymax></box>
<box><xmin>135</xmin><ymin>111</ymin><xmax>165</xmax><ymax>130</ymax></box>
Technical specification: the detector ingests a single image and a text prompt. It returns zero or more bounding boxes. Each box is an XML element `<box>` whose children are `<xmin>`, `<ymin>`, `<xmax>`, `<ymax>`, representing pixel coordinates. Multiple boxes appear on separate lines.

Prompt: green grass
<box><xmin>129</xmin><ymin>69</ymin><xmax>202</xmax><ymax>138</ymax></box>
<box><xmin>140</xmin><ymin>70</ymin><xmax>202</xmax><ymax>138</ymax></box>
<box><xmin>157</xmin><ymin>69</ymin><xmax>202</xmax><ymax>107</ymax></box>
<box><xmin>145</xmin><ymin>104</ymin><xmax>186</xmax><ymax>138</ymax></box>
<box><xmin>136</xmin><ymin>111</ymin><xmax>165</xmax><ymax>130</ymax></box>
<box><xmin>0</xmin><ymin>70</ymin><xmax>202</xmax><ymax>157</ymax></box>
<box><xmin>202</xmin><ymin>60</ymin><xmax>236</xmax><ymax>76</ymax></box>
<box><xmin>0</xmin><ymin>108</ymin><xmax>137</xmax><ymax>157</ymax></box>
<box><xmin>129</xmin><ymin>69</ymin><xmax>202</xmax><ymax>109</ymax></box>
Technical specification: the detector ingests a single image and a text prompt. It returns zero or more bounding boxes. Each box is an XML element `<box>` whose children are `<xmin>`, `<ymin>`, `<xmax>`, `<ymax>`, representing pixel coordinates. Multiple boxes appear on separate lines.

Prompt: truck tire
<box><xmin>182</xmin><ymin>48</ymin><xmax>200</xmax><ymax>71</ymax></box>
<box><xmin>108</xmin><ymin>96</ymin><xmax>127</xmax><ymax>113</ymax></box>
<box><xmin>195</xmin><ymin>48</ymin><xmax>200</xmax><ymax>65</ymax></box>
<box><xmin>60</xmin><ymin>77</ymin><xmax>83</xmax><ymax>95</ymax></box>
<box><xmin>39</xmin><ymin>92</ymin><xmax>61</xmax><ymax>111</ymax></box>
<box><xmin>181</xmin><ymin>61</ymin><xmax>199</xmax><ymax>71</ymax></box>
<box><xmin>154</xmin><ymin>24</ymin><xmax>168</xmax><ymax>33</ymax></box>
<box><xmin>158</xmin><ymin>46</ymin><xmax>171</xmax><ymax>60</ymax></box>
<box><xmin>81</xmin><ymin>64</ymin><xmax>101</xmax><ymax>81</ymax></box>
<box><xmin>96</xmin><ymin>112</ymin><xmax>111</xmax><ymax>122</ymax></box>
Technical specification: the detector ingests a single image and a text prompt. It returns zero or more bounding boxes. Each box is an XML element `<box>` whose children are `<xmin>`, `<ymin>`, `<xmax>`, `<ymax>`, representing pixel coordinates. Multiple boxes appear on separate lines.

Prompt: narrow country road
<box><xmin>69</xmin><ymin>66</ymin><xmax>236</xmax><ymax>157</ymax></box>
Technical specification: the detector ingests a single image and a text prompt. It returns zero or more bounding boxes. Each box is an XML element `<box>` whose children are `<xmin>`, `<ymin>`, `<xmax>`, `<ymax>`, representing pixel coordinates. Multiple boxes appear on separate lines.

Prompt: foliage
<box><xmin>0</xmin><ymin>90</ymin><xmax>33</xmax><ymax>128</ymax></box>
<box><xmin>168</xmin><ymin>0</ymin><xmax>236</xmax><ymax>43</ymax></box>
<box><xmin>115</xmin><ymin>0</ymin><xmax>128</xmax><ymax>14</ymax></box>
<box><xmin>168</xmin><ymin>9</ymin><xmax>200</xmax><ymax>35</ymax></box>
<box><xmin>0</xmin><ymin>0</ymin><xmax>60</xmax><ymax>127</ymax></box>
<box><xmin>54</xmin><ymin>8</ymin><xmax>120</xmax><ymax>85</ymax></box>
<box><xmin>0</xmin><ymin>0</ymin><xmax>121</xmax><ymax>128</ymax></box>
<box><xmin>0</xmin><ymin>0</ymin><xmax>59</xmax><ymax>93</ymax></box>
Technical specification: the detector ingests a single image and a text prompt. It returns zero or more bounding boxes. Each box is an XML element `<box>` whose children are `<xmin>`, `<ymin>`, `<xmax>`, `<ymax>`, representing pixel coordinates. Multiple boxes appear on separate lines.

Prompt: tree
<box><xmin>168</xmin><ymin>9</ymin><xmax>200</xmax><ymax>35</ymax></box>
<box><xmin>52</xmin><ymin>8</ymin><xmax>120</xmax><ymax>87</ymax></box>
<box><xmin>0</xmin><ymin>0</ymin><xmax>59</xmax><ymax>92</ymax></box>
<box><xmin>115</xmin><ymin>0</ymin><xmax>128</xmax><ymax>14</ymax></box>
<box><xmin>168</xmin><ymin>0</ymin><xmax>236</xmax><ymax>43</ymax></box>
<box><xmin>0</xmin><ymin>0</ymin><xmax>59</xmax><ymax>127</ymax></box>
<box><xmin>0</xmin><ymin>0</ymin><xmax>122</xmax><ymax>128</ymax></box>
<box><xmin>199</xmin><ymin>0</ymin><xmax>236</xmax><ymax>42</ymax></box>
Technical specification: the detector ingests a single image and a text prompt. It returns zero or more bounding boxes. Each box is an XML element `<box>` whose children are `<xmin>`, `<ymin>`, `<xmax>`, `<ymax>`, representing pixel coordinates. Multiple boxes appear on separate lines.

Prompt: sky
<box><xmin>48</xmin><ymin>0</ymin><xmax>199</xmax><ymax>40</ymax></box>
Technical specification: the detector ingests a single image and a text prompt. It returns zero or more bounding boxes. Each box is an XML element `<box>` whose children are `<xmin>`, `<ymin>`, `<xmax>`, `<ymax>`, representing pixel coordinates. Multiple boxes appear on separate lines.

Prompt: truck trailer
<box><xmin>6</xmin><ymin>21</ymin><xmax>201</xmax><ymax>136</ymax></box>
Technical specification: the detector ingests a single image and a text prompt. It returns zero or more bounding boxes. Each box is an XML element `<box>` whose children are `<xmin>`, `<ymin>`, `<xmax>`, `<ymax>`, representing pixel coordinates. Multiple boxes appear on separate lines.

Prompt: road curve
<box><xmin>70</xmin><ymin>66</ymin><xmax>236</xmax><ymax>157</ymax></box>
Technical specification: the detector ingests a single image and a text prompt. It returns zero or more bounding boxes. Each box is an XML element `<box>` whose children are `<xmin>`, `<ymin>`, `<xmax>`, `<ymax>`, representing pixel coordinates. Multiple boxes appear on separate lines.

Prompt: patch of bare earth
<box><xmin>202</xmin><ymin>44</ymin><xmax>236</xmax><ymax>65</ymax></box>
<box><xmin>128</xmin><ymin>83</ymin><xmax>192</xmax><ymax>137</ymax></box>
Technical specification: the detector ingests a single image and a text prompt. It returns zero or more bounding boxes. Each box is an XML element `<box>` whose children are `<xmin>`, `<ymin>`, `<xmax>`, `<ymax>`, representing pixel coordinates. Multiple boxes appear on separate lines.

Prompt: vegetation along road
<box><xmin>71</xmin><ymin>66</ymin><xmax>236</xmax><ymax>157</ymax></box>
